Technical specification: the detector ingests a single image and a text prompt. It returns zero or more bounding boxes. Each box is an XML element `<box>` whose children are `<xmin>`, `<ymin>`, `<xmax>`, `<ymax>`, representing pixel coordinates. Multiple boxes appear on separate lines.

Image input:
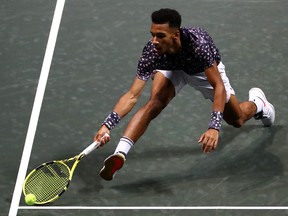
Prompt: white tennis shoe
<box><xmin>249</xmin><ymin>87</ymin><xmax>275</xmax><ymax>127</ymax></box>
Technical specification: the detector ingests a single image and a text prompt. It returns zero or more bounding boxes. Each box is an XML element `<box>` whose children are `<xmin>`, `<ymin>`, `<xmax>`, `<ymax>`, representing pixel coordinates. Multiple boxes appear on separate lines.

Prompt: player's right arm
<box><xmin>94</xmin><ymin>76</ymin><xmax>146</xmax><ymax>145</ymax></box>
<box><xmin>113</xmin><ymin>76</ymin><xmax>146</xmax><ymax>118</ymax></box>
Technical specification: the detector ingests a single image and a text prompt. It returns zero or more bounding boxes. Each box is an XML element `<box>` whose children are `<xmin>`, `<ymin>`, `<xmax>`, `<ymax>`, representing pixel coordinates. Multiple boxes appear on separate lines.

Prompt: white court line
<box><xmin>17</xmin><ymin>206</ymin><xmax>288</xmax><ymax>210</ymax></box>
<box><xmin>8</xmin><ymin>0</ymin><xmax>66</xmax><ymax>216</ymax></box>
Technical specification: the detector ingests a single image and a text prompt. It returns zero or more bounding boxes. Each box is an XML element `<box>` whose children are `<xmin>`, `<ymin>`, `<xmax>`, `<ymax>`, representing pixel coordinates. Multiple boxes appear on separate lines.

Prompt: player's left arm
<box><xmin>206</xmin><ymin>62</ymin><xmax>226</xmax><ymax>113</ymax></box>
<box><xmin>198</xmin><ymin>62</ymin><xmax>226</xmax><ymax>153</ymax></box>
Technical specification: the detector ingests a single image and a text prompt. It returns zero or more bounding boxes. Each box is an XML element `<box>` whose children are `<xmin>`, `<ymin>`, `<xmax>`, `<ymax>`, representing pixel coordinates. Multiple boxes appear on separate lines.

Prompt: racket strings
<box><xmin>24</xmin><ymin>162</ymin><xmax>71</xmax><ymax>203</ymax></box>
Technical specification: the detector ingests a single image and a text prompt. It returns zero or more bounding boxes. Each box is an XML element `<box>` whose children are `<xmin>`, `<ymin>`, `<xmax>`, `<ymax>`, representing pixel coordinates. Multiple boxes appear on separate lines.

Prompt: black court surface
<box><xmin>1</xmin><ymin>0</ymin><xmax>288</xmax><ymax>215</ymax></box>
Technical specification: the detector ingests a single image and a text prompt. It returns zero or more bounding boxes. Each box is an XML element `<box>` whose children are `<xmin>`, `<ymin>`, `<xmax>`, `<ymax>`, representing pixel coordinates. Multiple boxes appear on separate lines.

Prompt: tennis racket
<box><xmin>22</xmin><ymin>134</ymin><xmax>109</xmax><ymax>205</ymax></box>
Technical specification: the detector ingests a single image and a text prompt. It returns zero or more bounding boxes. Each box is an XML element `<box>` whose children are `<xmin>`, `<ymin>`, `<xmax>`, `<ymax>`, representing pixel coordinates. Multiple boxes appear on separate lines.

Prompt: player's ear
<box><xmin>173</xmin><ymin>30</ymin><xmax>180</xmax><ymax>40</ymax></box>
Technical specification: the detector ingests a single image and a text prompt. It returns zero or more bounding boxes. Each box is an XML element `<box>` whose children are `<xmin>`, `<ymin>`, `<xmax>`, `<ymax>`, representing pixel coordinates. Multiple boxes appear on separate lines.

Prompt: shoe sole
<box><xmin>250</xmin><ymin>88</ymin><xmax>275</xmax><ymax>126</ymax></box>
<box><xmin>99</xmin><ymin>154</ymin><xmax>125</xmax><ymax>181</ymax></box>
<box><xmin>262</xmin><ymin>101</ymin><xmax>275</xmax><ymax>126</ymax></box>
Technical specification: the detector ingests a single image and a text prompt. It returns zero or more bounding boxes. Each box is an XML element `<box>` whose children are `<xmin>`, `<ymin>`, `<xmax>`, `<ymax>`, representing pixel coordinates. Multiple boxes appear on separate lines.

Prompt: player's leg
<box><xmin>224</xmin><ymin>88</ymin><xmax>275</xmax><ymax>127</ymax></box>
<box><xmin>184</xmin><ymin>61</ymin><xmax>275</xmax><ymax>127</ymax></box>
<box><xmin>223</xmin><ymin>94</ymin><xmax>257</xmax><ymax>127</ymax></box>
<box><xmin>100</xmin><ymin>71</ymin><xmax>177</xmax><ymax>180</ymax></box>
<box><xmin>122</xmin><ymin>71</ymin><xmax>176</xmax><ymax>142</ymax></box>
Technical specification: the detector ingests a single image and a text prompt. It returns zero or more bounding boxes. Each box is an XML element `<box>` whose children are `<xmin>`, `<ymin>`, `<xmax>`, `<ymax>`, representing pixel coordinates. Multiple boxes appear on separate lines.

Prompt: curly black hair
<box><xmin>151</xmin><ymin>8</ymin><xmax>182</xmax><ymax>28</ymax></box>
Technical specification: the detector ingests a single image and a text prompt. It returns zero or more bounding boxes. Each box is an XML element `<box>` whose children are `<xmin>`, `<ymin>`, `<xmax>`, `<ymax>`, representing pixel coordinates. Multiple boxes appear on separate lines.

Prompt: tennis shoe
<box><xmin>99</xmin><ymin>152</ymin><xmax>126</xmax><ymax>181</ymax></box>
<box><xmin>249</xmin><ymin>87</ymin><xmax>275</xmax><ymax>127</ymax></box>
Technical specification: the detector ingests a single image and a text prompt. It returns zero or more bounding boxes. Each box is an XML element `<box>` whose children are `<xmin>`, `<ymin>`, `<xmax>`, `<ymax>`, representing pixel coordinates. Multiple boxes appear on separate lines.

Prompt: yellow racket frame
<box><xmin>22</xmin><ymin>155</ymin><xmax>83</xmax><ymax>205</ymax></box>
<box><xmin>22</xmin><ymin>136</ymin><xmax>106</xmax><ymax>205</ymax></box>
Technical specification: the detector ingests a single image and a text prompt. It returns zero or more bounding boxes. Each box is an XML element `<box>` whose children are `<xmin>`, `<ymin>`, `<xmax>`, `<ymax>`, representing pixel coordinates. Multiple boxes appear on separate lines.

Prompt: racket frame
<box><xmin>22</xmin><ymin>137</ymin><xmax>105</xmax><ymax>205</ymax></box>
<box><xmin>22</xmin><ymin>154</ymin><xmax>83</xmax><ymax>205</ymax></box>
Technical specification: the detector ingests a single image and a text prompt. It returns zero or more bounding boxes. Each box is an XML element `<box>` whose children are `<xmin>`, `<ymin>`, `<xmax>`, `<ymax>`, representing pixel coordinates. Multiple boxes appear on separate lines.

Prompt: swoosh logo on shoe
<box><xmin>257</xmin><ymin>96</ymin><xmax>266</xmax><ymax>107</ymax></box>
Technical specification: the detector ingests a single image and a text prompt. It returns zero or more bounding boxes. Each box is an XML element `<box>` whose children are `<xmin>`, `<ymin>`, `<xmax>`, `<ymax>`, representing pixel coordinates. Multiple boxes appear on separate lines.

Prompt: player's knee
<box><xmin>145</xmin><ymin>99</ymin><xmax>167</xmax><ymax>119</ymax></box>
<box><xmin>228</xmin><ymin>119</ymin><xmax>244</xmax><ymax>128</ymax></box>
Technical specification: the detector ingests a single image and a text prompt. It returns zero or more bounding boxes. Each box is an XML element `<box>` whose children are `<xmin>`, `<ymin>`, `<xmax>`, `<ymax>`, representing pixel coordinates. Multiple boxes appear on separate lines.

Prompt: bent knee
<box><xmin>226</xmin><ymin>119</ymin><xmax>244</xmax><ymax>128</ymax></box>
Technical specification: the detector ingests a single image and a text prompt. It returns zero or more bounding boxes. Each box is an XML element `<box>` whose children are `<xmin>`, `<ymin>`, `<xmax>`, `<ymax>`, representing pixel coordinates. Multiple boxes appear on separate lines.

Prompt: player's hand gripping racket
<box><xmin>22</xmin><ymin>133</ymin><xmax>109</xmax><ymax>205</ymax></box>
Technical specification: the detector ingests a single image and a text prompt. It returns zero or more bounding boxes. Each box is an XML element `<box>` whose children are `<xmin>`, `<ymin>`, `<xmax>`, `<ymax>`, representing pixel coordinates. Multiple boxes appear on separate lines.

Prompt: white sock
<box><xmin>114</xmin><ymin>136</ymin><xmax>134</xmax><ymax>156</ymax></box>
<box><xmin>250</xmin><ymin>97</ymin><xmax>264</xmax><ymax>114</ymax></box>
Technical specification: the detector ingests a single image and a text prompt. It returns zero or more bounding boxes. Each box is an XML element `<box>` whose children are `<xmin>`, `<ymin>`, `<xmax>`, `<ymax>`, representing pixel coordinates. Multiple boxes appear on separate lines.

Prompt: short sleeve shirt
<box><xmin>136</xmin><ymin>27</ymin><xmax>221</xmax><ymax>81</ymax></box>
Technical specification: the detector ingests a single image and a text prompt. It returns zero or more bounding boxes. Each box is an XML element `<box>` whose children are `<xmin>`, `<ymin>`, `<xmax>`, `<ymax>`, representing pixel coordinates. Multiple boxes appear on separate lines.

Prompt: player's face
<box><xmin>150</xmin><ymin>23</ymin><xmax>180</xmax><ymax>55</ymax></box>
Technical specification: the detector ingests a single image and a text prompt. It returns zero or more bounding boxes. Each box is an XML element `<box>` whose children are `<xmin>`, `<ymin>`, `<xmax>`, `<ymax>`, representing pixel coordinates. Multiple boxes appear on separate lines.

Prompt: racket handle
<box><xmin>81</xmin><ymin>141</ymin><xmax>100</xmax><ymax>156</ymax></box>
<box><xmin>81</xmin><ymin>133</ymin><xmax>109</xmax><ymax>156</ymax></box>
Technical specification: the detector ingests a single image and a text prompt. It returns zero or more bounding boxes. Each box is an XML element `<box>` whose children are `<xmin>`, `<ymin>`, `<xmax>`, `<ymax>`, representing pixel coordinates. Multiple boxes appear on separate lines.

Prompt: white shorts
<box><xmin>155</xmin><ymin>62</ymin><xmax>235</xmax><ymax>103</ymax></box>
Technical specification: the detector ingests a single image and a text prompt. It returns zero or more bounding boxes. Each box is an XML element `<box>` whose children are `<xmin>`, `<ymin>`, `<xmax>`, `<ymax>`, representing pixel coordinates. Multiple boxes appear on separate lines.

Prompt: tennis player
<box><xmin>94</xmin><ymin>8</ymin><xmax>275</xmax><ymax>181</ymax></box>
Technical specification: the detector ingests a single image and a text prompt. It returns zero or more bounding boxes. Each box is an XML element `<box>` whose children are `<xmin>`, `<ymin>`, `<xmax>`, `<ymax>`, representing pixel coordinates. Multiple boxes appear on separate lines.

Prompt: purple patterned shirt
<box><xmin>136</xmin><ymin>27</ymin><xmax>221</xmax><ymax>81</ymax></box>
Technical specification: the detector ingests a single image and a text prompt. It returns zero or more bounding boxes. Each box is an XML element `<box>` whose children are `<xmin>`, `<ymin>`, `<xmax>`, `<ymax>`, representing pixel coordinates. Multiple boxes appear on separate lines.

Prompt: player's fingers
<box><xmin>203</xmin><ymin>138</ymin><xmax>216</xmax><ymax>153</ymax></box>
<box><xmin>202</xmin><ymin>136</ymin><xmax>210</xmax><ymax>153</ymax></box>
<box><xmin>210</xmin><ymin>140</ymin><xmax>218</xmax><ymax>152</ymax></box>
<box><xmin>200</xmin><ymin>136</ymin><xmax>207</xmax><ymax>150</ymax></box>
<box><xmin>201</xmin><ymin>136</ymin><xmax>212</xmax><ymax>152</ymax></box>
<box><xmin>101</xmin><ymin>133</ymin><xmax>110</xmax><ymax>144</ymax></box>
<box><xmin>95</xmin><ymin>132</ymin><xmax>110</xmax><ymax>148</ymax></box>
<box><xmin>93</xmin><ymin>133</ymin><xmax>98</xmax><ymax>142</ymax></box>
<box><xmin>198</xmin><ymin>134</ymin><xmax>205</xmax><ymax>143</ymax></box>
<box><xmin>212</xmin><ymin>139</ymin><xmax>218</xmax><ymax>150</ymax></box>
<box><xmin>204</xmin><ymin>144</ymin><xmax>213</xmax><ymax>153</ymax></box>
<box><xmin>99</xmin><ymin>138</ymin><xmax>105</xmax><ymax>146</ymax></box>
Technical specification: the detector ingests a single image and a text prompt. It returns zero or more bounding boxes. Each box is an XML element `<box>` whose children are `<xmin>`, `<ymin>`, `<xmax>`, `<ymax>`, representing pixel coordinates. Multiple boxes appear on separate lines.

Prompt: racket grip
<box><xmin>81</xmin><ymin>141</ymin><xmax>100</xmax><ymax>156</ymax></box>
<box><xmin>81</xmin><ymin>133</ymin><xmax>109</xmax><ymax>156</ymax></box>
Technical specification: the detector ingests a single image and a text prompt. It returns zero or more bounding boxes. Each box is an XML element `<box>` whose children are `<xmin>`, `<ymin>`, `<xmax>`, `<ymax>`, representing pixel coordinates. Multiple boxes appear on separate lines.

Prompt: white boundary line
<box><xmin>8</xmin><ymin>0</ymin><xmax>65</xmax><ymax>216</ymax></box>
<box><xmin>17</xmin><ymin>206</ymin><xmax>288</xmax><ymax>210</ymax></box>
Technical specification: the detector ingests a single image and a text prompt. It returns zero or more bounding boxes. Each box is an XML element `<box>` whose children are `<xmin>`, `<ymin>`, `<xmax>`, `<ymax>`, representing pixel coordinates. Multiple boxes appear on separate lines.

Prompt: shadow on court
<box><xmin>112</xmin><ymin>126</ymin><xmax>283</xmax><ymax>196</ymax></box>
